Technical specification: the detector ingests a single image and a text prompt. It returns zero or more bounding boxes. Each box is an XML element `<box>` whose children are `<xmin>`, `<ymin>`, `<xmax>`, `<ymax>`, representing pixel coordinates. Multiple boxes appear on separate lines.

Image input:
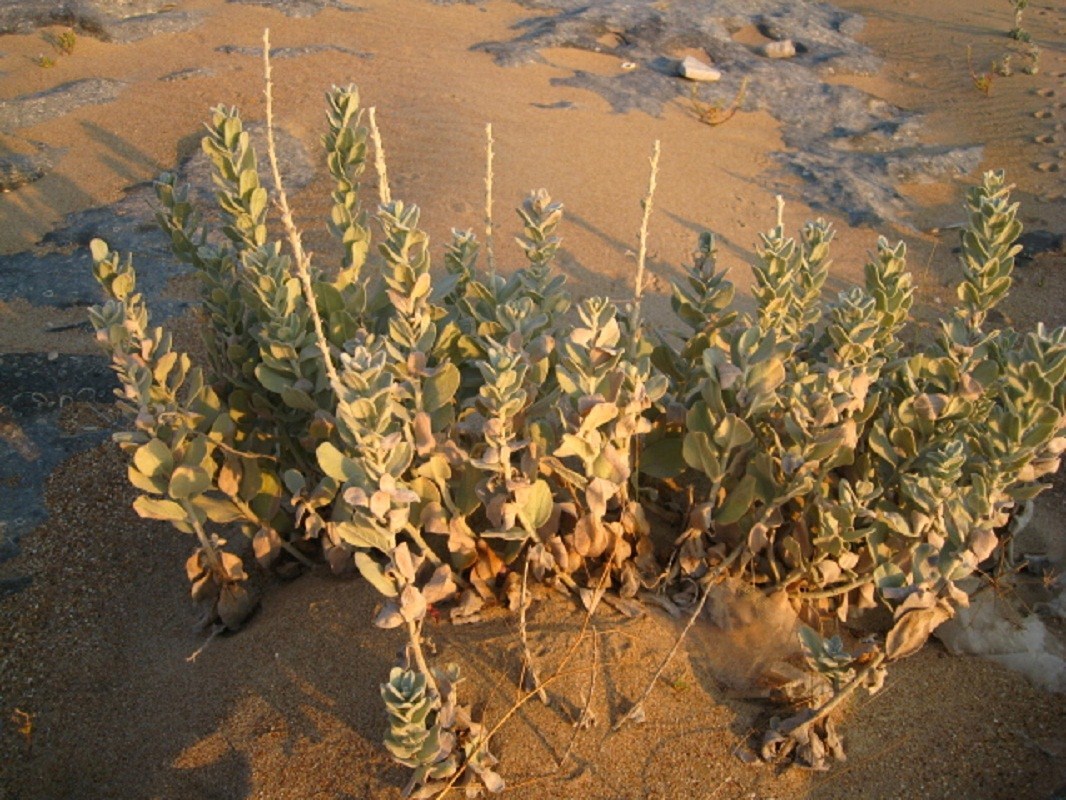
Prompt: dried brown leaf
<box><xmin>885</xmin><ymin>599</ymin><xmax>954</xmax><ymax>661</ymax></box>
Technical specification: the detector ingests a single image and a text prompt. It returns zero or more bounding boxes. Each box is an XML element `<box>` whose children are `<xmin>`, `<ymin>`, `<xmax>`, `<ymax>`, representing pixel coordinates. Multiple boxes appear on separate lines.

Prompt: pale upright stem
<box><xmin>629</xmin><ymin>139</ymin><xmax>660</xmax><ymax>358</ymax></box>
<box><xmin>368</xmin><ymin>106</ymin><xmax>392</xmax><ymax>206</ymax></box>
<box><xmin>406</xmin><ymin>618</ymin><xmax>440</xmax><ymax>698</ymax></box>
<box><xmin>484</xmin><ymin>123</ymin><xmax>496</xmax><ymax>278</ymax></box>
<box><xmin>182</xmin><ymin>498</ymin><xmax>222</xmax><ymax>573</ymax></box>
<box><xmin>634</xmin><ymin>139</ymin><xmax>660</xmax><ymax>307</ymax></box>
<box><xmin>261</xmin><ymin>29</ymin><xmax>343</xmax><ymax>398</ymax></box>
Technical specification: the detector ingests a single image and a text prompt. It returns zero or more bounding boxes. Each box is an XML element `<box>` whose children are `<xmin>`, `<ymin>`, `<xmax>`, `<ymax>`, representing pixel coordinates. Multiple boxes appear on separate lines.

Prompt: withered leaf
<box><xmin>885</xmin><ymin>600</ymin><xmax>954</xmax><ymax>661</ymax></box>
<box><xmin>253</xmin><ymin>527</ymin><xmax>281</xmax><ymax>567</ymax></box>
<box><xmin>217</xmin><ymin>583</ymin><xmax>257</xmax><ymax>630</ymax></box>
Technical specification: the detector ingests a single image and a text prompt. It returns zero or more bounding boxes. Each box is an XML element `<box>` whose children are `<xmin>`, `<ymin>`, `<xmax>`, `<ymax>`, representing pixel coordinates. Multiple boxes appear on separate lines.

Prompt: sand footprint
<box><xmin>1035</xmin><ymin>88</ymin><xmax>1056</xmax><ymax>98</ymax></box>
<box><xmin>1034</xmin><ymin>108</ymin><xmax>1054</xmax><ymax>119</ymax></box>
<box><xmin>1035</xmin><ymin>134</ymin><xmax>1057</xmax><ymax>144</ymax></box>
<box><xmin>1035</xmin><ymin>162</ymin><xmax>1062</xmax><ymax>173</ymax></box>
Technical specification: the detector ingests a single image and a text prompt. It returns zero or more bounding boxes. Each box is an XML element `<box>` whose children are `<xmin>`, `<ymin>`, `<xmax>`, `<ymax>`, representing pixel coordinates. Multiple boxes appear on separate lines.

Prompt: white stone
<box><xmin>760</xmin><ymin>39</ymin><xmax>797</xmax><ymax>59</ymax></box>
<box><xmin>678</xmin><ymin>55</ymin><xmax>722</xmax><ymax>82</ymax></box>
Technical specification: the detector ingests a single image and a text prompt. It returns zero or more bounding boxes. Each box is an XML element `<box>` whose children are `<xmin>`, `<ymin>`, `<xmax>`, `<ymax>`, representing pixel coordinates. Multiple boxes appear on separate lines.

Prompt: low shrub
<box><xmin>89</xmin><ymin>38</ymin><xmax>1064</xmax><ymax>795</ymax></box>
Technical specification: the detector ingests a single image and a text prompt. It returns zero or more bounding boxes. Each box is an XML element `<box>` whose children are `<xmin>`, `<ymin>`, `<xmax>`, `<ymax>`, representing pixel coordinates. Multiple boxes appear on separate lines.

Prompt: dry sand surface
<box><xmin>1</xmin><ymin>0</ymin><xmax>1065</xmax><ymax>798</ymax></box>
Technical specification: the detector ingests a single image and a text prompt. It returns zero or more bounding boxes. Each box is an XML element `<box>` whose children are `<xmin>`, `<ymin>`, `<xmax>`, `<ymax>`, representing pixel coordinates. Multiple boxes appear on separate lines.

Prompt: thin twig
<box><xmin>182</xmin><ymin>498</ymin><xmax>223</xmax><ymax>574</ymax></box>
<box><xmin>368</xmin><ymin>106</ymin><xmax>391</xmax><ymax>206</ymax></box>
<box><xmin>432</xmin><ymin>550</ymin><xmax>616</xmax><ymax>800</ymax></box>
<box><xmin>625</xmin><ymin>140</ymin><xmax>660</xmax><ymax>502</ymax></box>
<box><xmin>279</xmin><ymin>540</ymin><xmax>316</xmax><ymax>568</ymax></box>
<box><xmin>484</xmin><ymin>122</ymin><xmax>495</xmax><ymax>278</ymax></box>
<box><xmin>790</xmin><ymin>574</ymin><xmax>874</xmax><ymax>601</ymax></box>
<box><xmin>261</xmin><ymin>29</ymin><xmax>343</xmax><ymax>398</ymax></box>
<box><xmin>612</xmin><ymin>546</ymin><xmax>743</xmax><ymax>732</ymax></box>
<box><xmin>519</xmin><ymin>560</ymin><xmax>549</xmax><ymax>704</ymax></box>
<box><xmin>558</xmin><ymin>625</ymin><xmax>598</xmax><ymax>767</ymax></box>
<box><xmin>186</xmin><ymin>624</ymin><xmax>223</xmax><ymax>663</ymax></box>
<box><xmin>775</xmin><ymin>651</ymin><xmax>887</xmax><ymax>744</ymax></box>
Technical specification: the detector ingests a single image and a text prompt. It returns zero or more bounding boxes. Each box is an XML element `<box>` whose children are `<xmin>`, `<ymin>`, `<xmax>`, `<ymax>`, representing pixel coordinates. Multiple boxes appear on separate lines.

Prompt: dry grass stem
<box><xmin>634</xmin><ymin>139</ymin><xmax>660</xmax><ymax>306</ymax></box>
<box><xmin>484</xmin><ymin>122</ymin><xmax>496</xmax><ymax>277</ymax></box>
<box><xmin>261</xmin><ymin>29</ymin><xmax>343</xmax><ymax>397</ymax></box>
<box><xmin>185</xmin><ymin>624</ymin><xmax>223</xmax><ymax>663</ymax></box>
<box><xmin>368</xmin><ymin>106</ymin><xmax>392</xmax><ymax>206</ymax></box>
<box><xmin>558</xmin><ymin>625</ymin><xmax>598</xmax><ymax>767</ymax></box>
<box><xmin>518</xmin><ymin>560</ymin><xmax>549</xmax><ymax>704</ymax></box>
<box><xmin>432</xmin><ymin>549</ymin><xmax>617</xmax><ymax>799</ymax></box>
<box><xmin>612</xmin><ymin>546</ymin><xmax>744</xmax><ymax>732</ymax></box>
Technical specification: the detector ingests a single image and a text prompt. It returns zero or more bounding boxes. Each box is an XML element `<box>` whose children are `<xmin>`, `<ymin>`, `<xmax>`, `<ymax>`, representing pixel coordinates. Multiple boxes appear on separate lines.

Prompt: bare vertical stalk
<box><xmin>261</xmin><ymin>29</ymin><xmax>343</xmax><ymax>398</ymax></box>
<box><xmin>628</xmin><ymin>139</ymin><xmax>660</xmax><ymax>357</ymax></box>
<box><xmin>182</xmin><ymin>498</ymin><xmax>223</xmax><ymax>573</ymax></box>
<box><xmin>634</xmin><ymin>139</ymin><xmax>660</xmax><ymax>307</ymax></box>
<box><xmin>368</xmin><ymin>106</ymin><xmax>392</xmax><ymax>206</ymax></box>
<box><xmin>484</xmin><ymin>123</ymin><xmax>496</xmax><ymax>278</ymax></box>
<box><xmin>406</xmin><ymin>618</ymin><xmax>440</xmax><ymax>698</ymax></box>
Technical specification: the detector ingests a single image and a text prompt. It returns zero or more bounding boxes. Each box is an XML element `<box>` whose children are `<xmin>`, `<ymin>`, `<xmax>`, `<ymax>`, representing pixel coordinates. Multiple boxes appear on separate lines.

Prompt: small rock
<box><xmin>0</xmin><ymin>78</ymin><xmax>124</xmax><ymax>132</ymax></box>
<box><xmin>678</xmin><ymin>55</ymin><xmax>722</xmax><ymax>82</ymax></box>
<box><xmin>759</xmin><ymin>39</ymin><xmax>797</xmax><ymax>59</ymax></box>
<box><xmin>0</xmin><ymin>136</ymin><xmax>55</xmax><ymax>192</ymax></box>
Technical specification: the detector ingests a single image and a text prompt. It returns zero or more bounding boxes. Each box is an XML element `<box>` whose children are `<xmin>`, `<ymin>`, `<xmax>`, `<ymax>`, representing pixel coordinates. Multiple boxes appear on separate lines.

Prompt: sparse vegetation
<box><xmin>88</xmin><ymin>34</ymin><xmax>1064</xmax><ymax>795</ymax></box>
<box><xmin>687</xmin><ymin>77</ymin><xmax>749</xmax><ymax>127</ymax></box>
<box><xmin>968</xmin><ymin>45</ymin><xmax>996</xmax><ymax>95</ymax></box>
<box><xmin>34</xmin><ymin>29</ymin><xmax>77</xmax><ymax>68</ymax></box>
<box><xmin>1002</xmin><ymin>41</ymin><xmax>1042</xmax><ymax>76</ymax></box>
<box><xmin>1021</xmin><ymin>42</ymin><xmax>1041</xmax><ymax>74</ymax></box>
<box><xmin>1008</xmin><ymin>0</ymin><xmax>1031</xmax><ymax>42</ymax></box>
<box><xmin>46</xmin><ymin>29</ymin><xmax>78</xmax><ymax>56</ymax></box>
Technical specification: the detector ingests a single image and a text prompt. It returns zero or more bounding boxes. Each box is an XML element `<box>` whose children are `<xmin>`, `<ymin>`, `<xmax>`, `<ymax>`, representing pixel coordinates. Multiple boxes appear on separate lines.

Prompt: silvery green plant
<box><xmin>89</xmin><ymin>57</ymin><xmax>1063</xmax><ymax>784</ymax></box>
<box><xmin>88</xmin><ymin>240</ymin><xmax>257</xmax><ymax>630</ymax></box>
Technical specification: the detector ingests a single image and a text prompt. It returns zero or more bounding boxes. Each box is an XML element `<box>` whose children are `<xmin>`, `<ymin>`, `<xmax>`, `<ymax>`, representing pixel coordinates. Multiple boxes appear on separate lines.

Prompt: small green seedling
<box><xmin>42</xmin><ymin>29</ymin><xmax>77</xmax><ymax>56</ymax></box>
<box><xmin>1008</xmin><ymin>0</ymin><xmax>1030</xmax><ymax>41</ymax></box>
<box><xmin>968</xmin><ymin>46</ymin><xmax>995</xmax><ymax>95</ymax></box>
<box><xmin>1022</xmin><ymin>43</ymin><xmax>1040</xmax><ymax>75</ymax></box>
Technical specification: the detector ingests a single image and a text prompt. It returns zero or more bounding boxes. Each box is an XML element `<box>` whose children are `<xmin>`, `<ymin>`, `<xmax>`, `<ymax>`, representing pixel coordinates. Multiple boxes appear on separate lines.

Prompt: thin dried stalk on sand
<box><xmin>432</xmin><ymin>549</ymin><xmax>617</xmax><ymax>799</ymax></box>
<box><xmin>558</xmin><ymin>626</ymin><xmax>599</xmax><ymax>767</ymax></box>
<box><xmin>262</xmin><ymin>30</ymin><xmax>443</xmax><ymax>694</ymax></box>
<box><xmin>688</xmin><ymin>77</ymin><xmax>749</xmax><ymax>126</ymax></box>
<box><xmin>612</xmin><ymin>546</ymin><xmax>744</xmax><ymax>732</ymax></box>
<box><xmin>518</xmin><ymin>560</ymin><xmax>549</xmax><ymax>704</ymax></box>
